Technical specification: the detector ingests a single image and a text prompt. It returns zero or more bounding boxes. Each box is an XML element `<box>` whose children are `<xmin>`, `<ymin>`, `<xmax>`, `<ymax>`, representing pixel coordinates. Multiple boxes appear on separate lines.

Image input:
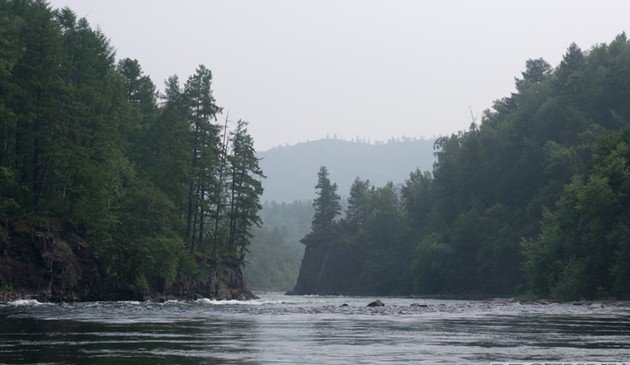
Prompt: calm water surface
<box><xmin>1</xmin><ymin>293</ymin><xmax>629</xmax><ymax>364</ymax></box>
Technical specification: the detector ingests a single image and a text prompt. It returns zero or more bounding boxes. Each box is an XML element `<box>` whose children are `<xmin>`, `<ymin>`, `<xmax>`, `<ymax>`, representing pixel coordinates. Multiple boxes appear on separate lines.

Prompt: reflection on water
<box><xmin>1</xmin><ymin>294</ymin><xmax>629</xmax><ymax>364</ymax></box>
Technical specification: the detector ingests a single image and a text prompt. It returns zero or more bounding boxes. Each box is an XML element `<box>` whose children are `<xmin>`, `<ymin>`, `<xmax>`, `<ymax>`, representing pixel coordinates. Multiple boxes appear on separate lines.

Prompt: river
<box><xmin>1</xmin><ymin>293</ymin><xmax>629</xmax><ymax>364</ymax></box>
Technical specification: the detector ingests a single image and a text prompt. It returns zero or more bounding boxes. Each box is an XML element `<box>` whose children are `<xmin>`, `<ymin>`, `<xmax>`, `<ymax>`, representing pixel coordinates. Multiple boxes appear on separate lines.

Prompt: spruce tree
<box><xmin>311</xmin><ymin>166</ymin><xmax>341</xmax><ymax>231</ymax></box>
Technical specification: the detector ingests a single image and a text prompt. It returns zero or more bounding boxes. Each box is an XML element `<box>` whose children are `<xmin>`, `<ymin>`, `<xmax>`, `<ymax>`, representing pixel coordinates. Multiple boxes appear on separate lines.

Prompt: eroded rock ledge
<box><xmin>0</xmin><ymin>220</ymin><xmax>255</xmax><ymax>304</ymax></box>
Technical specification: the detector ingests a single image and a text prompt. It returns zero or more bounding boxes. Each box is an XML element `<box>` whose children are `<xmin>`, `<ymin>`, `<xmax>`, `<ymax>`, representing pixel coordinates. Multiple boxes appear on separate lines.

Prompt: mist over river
<box><xmin>1</xmin><ymin>293</ymin><xmax>629</xmax><ymax>364</ymax></box>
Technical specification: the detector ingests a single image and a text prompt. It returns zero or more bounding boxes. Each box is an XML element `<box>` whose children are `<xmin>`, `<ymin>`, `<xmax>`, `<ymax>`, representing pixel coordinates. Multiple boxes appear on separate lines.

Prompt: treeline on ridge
<box><xmin>293</xmin><ymin>34</ymin><xmax>630</xmax><ymax>300</ymax></box>
<box><xmin>0</xmin><ymin>1</ymin><xmax>263</xmax><ymax>298</ymax></box>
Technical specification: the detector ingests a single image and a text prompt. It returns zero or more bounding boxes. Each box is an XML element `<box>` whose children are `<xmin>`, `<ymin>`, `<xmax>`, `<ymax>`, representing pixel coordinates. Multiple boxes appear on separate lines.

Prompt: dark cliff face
<box><xmin>288</xmin><ymin>230</ymin><xmax>362</xmax><ymax>295</ymax></box>
<box><xmin>0</xmin><ymin>221</ymin><xmax>254</xmax><ymax>303</ymax></box>
<box><xmin>0</xmin><ymin>220</ymin><xmax>97</xmax><ymax>302</ymax></box>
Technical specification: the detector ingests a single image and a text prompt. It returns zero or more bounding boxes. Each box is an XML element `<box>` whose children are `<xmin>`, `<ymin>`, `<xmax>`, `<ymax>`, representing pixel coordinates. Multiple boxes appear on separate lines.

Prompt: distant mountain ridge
<box><xmin>258</xmin><ymin>138</ymin><xmax>436</xmax><ymax>202</ymax></box>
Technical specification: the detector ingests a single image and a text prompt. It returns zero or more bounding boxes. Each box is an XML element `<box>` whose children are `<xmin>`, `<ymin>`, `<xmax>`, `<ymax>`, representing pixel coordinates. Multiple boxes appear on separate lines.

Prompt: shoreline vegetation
<box><xmin>0</xmin><ymin>2</ymin><xmax>262</xmax><ymax>303</ymax></box>
<box><xmin>2</xmin><ymin>1</ymin><xmax>630</xmax><ymax>304</ymax></box>
<box><xmin>292</xmin><ymin>35</ymin><xmax>630</xmax><ymax>302</ymax></box>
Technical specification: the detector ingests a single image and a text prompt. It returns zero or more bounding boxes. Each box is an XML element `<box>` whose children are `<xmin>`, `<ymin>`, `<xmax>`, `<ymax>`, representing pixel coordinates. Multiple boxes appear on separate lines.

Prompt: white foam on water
<box><xmin>8</xmin><ymin>299</ymin><xmax>50</xmax><ymax>306</ymax></box>
<box><xmin>195</xmin><ymin>298</ymin><xmax>266</xmax><ymax>305</ymax></box>
<box><xmin>161</xmin><ymin>300</ymin><xmax>181</xmax><ymax>304</ymax></box>
<box><xmin>116</xmin><ymin>301</ymin><xmax>142</xmax><ymax>305</ymax></box>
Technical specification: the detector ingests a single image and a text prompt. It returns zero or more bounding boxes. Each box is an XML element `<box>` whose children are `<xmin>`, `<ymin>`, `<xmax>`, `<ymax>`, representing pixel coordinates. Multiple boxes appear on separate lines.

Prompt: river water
<box><xmin>1</xmin><ymin>293</ymin><xmax>629</xmax><ymax>364</ymax></box>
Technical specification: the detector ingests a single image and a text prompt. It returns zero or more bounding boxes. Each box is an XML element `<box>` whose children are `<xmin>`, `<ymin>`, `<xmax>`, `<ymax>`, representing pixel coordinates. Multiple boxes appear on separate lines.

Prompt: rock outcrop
<box><xmin>0</xmin><ymin>220</ymin><xmax>254</xmax><ymax>303</ymax></box>
<box><xmin>287</xmin><ymin>229</ymin><xmax>362</xmax><ymax>295</ymax></box>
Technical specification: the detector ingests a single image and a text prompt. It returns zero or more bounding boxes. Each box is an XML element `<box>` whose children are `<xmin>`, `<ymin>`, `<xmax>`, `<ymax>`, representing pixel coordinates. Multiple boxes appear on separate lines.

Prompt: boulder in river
<box><xmin>367</xmin><ymin>300</ymin><xmax>385</xmax><ymax>307</ymax></box>
<box><xmin>410</xmin><ymin>303</ymin><xmax>428</xmax><ymax>308</ymax></box>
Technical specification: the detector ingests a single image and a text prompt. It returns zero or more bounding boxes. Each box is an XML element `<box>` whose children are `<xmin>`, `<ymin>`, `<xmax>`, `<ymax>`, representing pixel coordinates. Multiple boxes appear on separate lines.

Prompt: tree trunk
<box><xmin>32</xmin><ymin>116</ymin><xmax>42</xmax><ymax>210</ymax></box>
<box><xmin>198</xmin><ymin>179</ymin><xmax>205</xmax><ymax>251</ymax></box>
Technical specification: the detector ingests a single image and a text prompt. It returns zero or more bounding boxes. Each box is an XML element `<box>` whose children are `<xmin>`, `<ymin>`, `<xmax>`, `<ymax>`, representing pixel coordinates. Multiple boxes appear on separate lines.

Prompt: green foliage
<box><xmin>101</xmin><ymin>181</ymin><xmax>183</xmax><ymax>286</ymax></box>
<box><xmin>408</xmin><ymin>35</ymin><xmax>630</xmax><ymax>299</ymax></box>
<box><xmin>355</xmin><ymin>183</ymin><xmax>414</xmax><ymax>294</ymax></box>
<box><xmin>524</xmin><ymin>127</ymin><xmax>630</xmax><ymax>299</ymax></box>
<box><xmin>412</xmin><ymin>233</ymin><xmax>453</xmax><ymax>293</ymax></box>
<box><xmin>227</xmin><ymin>120</ymin><xmax>265</xmax><ymax>256</ymax></box>
<box><xmin>295</xmin><ymin>35</ymin><xmax>630</xmax><ymax>300</ymax></box>
<box><xmin>401</xmin><ymin>169</ymin><xmax>432</xmax><ymax>234</ymax></box>
<box><xmin>311</xmin><ymin>166</ymin><xmax>341</xmax><ymax>231</ymax></box>
<box><xmin>296</xmin><ymin>172</ymin><xmax>415</xmax><ymax>294</ymax></box>
<box><xmin>0</xmin><ymin>1</ymin><xmax>263</xmax><ymax>295</ymax></box>
<box><xmin>346</xmin><ymin>177</ymin><xmax>370</xmax><ymax>231</ymax></box>
<box><xmin>0</xmin><ymin>167</ymin><xmax>23</xmax><ymax>219</ymax></box>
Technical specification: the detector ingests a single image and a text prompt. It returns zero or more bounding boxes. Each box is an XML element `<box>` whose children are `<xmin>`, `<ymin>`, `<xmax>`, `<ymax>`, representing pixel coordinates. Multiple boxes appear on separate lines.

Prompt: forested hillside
<box><xmin>292</xmin><ymin>35</ymin><xmax>630</xmax><ymax>300</ymax></box>
<box><xmin>249</xmin><ymin>137</ymin><xmax>436</xmax><ymax>290</ymax></box>
<box><xmin>243</xmin><ymin>201</ymin><xmax>312</xmax><ymax>291</ymax></box>
<box><xmin>259</xmin><ymin>137</ymin><xmax>435</xmax><ymax>202</ymax></box>
<box><xmin>0</xmin><ymin>1</ymin><xmax>263</xmax><ymax>301</ymax></box>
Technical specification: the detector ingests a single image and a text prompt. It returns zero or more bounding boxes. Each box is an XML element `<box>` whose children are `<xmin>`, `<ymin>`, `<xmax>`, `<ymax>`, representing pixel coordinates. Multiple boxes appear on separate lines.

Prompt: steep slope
<box><xmin>0</xmin><ymin>220</ymin><xmax>254</xmax><ymax>302</ymax></box>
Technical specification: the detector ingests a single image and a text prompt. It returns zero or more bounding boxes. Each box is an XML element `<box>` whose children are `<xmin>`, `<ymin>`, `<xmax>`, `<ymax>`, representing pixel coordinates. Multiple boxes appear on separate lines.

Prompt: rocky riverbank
<box><xmin>0</xmin><ymin>220</ymin><xmax>255</xmax><ymax>304</ymax></box>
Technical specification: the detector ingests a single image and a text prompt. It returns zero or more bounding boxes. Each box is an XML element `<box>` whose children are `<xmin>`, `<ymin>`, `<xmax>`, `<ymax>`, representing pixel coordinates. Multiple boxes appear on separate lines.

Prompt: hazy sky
<box><xmin>48</xmin><ymin>0</ymin><xmax>630</xmax><ymax>150</ymax></box>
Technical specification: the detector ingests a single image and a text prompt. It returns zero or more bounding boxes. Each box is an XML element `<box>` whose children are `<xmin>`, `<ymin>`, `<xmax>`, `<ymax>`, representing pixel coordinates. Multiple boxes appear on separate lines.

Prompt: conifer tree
<box><xmin>183</xmin><ymin>65</ymin><xmax>221</xmax><ymax>253</ymax></box>
<box><xmin>227</xmin><ymin>120</ymin><xmax>264</xmax><ymax>257</ymax></box>
<box><xmin>346</xmin><ymin>177</ymin><xmax>370</xmax><ymax>231</ymax></box>
<box><xmin>0</xmin><ymin>2</ymin><xmax>265</xmax><ymax>297</ymax></box>
<box><xmin>311</xmin><ymin>166</ymin><xmax>341</xmax><ymax>230</ymax></box>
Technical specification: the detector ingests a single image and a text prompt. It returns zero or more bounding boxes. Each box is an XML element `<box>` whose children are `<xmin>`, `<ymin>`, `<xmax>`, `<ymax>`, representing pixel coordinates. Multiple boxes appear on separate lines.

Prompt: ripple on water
<box><xmin>1</xmin><ymin>294</ymin><xmax>629</xmax><ymax>364</ymax></box>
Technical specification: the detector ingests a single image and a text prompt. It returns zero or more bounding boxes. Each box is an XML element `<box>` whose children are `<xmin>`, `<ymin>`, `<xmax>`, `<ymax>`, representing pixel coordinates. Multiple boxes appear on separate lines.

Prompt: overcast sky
<box><xmin>48</xmin><ymin>0</ymin><xmax>630</xmax><ymax>150</ymax></box>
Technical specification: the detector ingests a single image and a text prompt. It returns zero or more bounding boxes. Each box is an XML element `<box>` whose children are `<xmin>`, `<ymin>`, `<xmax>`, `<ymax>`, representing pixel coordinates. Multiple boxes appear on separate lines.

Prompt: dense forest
<box><xmin>292</xmin><ymin>35</ymin><xmax>630</xmax><ymax>301</ymax></box>
<box><xmin>250</xmin><ymin>137</ymin><xmax>436</xmax><ymax>291</ymax></box>
<box><xmin>0</xmin><ymin>1</ymin><xmax>263</xmax><ymax>300</ymax></box>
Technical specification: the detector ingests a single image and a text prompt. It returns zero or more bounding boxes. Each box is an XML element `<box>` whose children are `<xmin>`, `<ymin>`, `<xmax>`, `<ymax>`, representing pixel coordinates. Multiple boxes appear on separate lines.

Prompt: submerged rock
<box><xmin>410</xmin><ymin>303</ymin><xmax>428</xmax><ymax>308</ymax></box>
<box><xmin>367</xmin><ymin>300</ymin><xmax>385</xmax><ymax>307</ymax></box>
